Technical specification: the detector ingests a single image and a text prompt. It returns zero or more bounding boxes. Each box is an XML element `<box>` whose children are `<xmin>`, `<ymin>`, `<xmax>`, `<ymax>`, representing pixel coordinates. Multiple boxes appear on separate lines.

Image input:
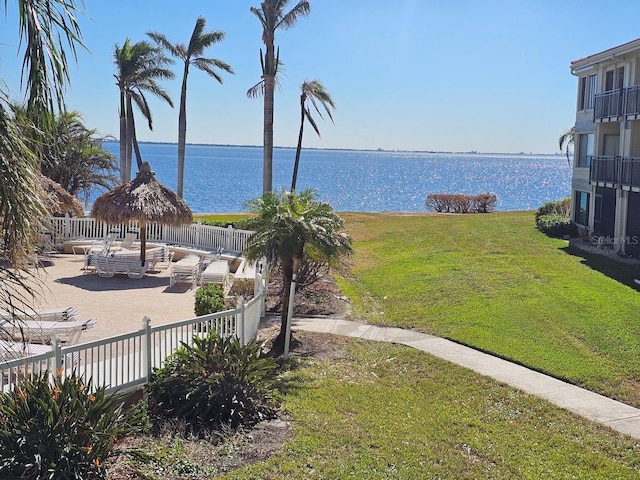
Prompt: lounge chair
<box><xmin>92</xmin><ymin>255</ymin><xmax>148</xmax><ymax>279</ymax></box>
<box><xmin>1</xmin><ymin>318</ymin><xmax>97</xmax><ymax>345</ymax></box>
<box><xmin>170</xmin><ymin>254</ymin><xmax>201</xmax><ymax>288</ymax></box>
<box><xmin>88</xmin><ymin>232</ymin><xmax>118</xmax><ymax>255</ymax></box>
<box><xmin>0</xmin><ymin>340</ymin><xmax>52</xmax><ymax>361</ymax></box>
<box><xmin>200</xmin><ymin>259</ymin><xmax>230</xmax><ymax>288</ymax></box>
<box><xmin>0</xmin><ymin>306</ymin><xmax>78</xmax><ymax>323</ymax></box>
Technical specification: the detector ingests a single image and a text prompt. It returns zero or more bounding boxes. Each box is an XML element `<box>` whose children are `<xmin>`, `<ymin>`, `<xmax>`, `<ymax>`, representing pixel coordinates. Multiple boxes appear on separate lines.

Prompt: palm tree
<box><xmin>41</xmin><ymin>111</ymin><xmax>118</xmax><ymax>201</ymax></box>
<box><xmin>114</xmin><ymin>39</ymin><xmax>174</xmax><ymax>183</ymax></box>
<box><xmin>291</xmin><ymin>80</ymin><xmax>335</xmax><ymax>191</ymax></box>
<box><xmin>148</xmin><ymin>17</ymin><xmax>234</xmax><ymax>199</ymax></box>
<box><xmin>559</xmin><ymin>127</ymin><xmax>575</xmax><ymax>166</ymax></box>
<box><xmin>249</xmin><ymin>0</ymin><xmax>311</xmax><ymax>194</ymax></box>
<box><xmin>0</xmin><ymin>1</ymin><xmax>85</xmax><ymax>327</ymax></box>
<box><xmin>244</xmin><ymin>189</ymin><xmax>352</xmax><ymax>353</ymax></box>
<box><xmin>1</xmin><ymin>0</ymin><xmax>85</xmax><ymax>262</ymax></box>
<box><xmin>7</xmin><ymin>0</ymin><xmax>83</xmax><ymax>128</ymax></box>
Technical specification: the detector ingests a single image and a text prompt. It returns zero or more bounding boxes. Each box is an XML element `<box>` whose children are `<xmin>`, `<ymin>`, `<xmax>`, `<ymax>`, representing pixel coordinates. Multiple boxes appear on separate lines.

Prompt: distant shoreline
<box><xmin>101</xmin><ymin>139</ymin><xmax>563</xmax><ymax>157</ymax></box>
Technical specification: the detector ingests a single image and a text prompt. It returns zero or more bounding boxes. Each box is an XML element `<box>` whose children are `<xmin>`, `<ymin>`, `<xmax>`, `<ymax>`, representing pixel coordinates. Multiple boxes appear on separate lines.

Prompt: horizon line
<box><xmin>101</xmin><ymin>139</ymin><xmax>563</xmax><ymax>157</ymax></box>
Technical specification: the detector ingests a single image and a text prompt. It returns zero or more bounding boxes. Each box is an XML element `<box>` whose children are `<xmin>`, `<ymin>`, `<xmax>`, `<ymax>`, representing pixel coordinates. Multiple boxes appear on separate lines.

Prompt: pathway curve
<box><xmin>292</xmin><ymin>317</ymin><xmax>640</xmax><ymax>440</ymax></box>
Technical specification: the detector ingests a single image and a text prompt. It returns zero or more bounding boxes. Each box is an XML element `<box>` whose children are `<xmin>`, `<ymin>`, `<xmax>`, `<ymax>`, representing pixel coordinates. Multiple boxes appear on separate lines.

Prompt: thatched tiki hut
<box><xmin>91</xmin><ymin>162</ymin><xmax>192</xmax><ymax>265</ymax></box>
<box><xmin>39</xmin><ymin>174</ymin><xmax>84</xmax><ymax>217</ymax></box>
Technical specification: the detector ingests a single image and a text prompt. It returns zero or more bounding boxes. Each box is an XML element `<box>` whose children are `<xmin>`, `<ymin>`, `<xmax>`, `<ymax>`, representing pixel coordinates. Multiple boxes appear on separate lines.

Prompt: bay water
<box><xmin>101</xmin><ymin>142</ymin><xmax>571</xmax><ymax>213</ymax></box>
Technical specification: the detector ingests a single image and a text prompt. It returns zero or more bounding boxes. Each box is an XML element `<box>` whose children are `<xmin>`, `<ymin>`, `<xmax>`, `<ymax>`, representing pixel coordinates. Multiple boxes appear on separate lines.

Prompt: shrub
<box><xmin>146</xmin><ymin>333</ymin><xmax>278</xmax><ymax>433</ymax></box>
<box><xmin>425</xmin><ymin>193</ymin><xmax>497</xmax><ymax>213</ymax></box>
<box><xmin>536</xmin><ymin>214</ymin><xmax>578</xmax><ymax>238</ymax></box>
<box><xmin>0</xmin><ymin>371</ymin><xmax>148</xmax><ymax>479</ymax></box>
<box><xmin>229</xmin><ymin>278</ymin><xmax>255</xmax><ymax>299</ymax></box>
<box><xmin>194</xmin><ymin>283</ymin><xmax>225</xmax><ymax>316</ymax></box>
<box><xmin>535</xmin><ymin>197</ymin><xmax>571</xmax><ymax>222</ymax></box>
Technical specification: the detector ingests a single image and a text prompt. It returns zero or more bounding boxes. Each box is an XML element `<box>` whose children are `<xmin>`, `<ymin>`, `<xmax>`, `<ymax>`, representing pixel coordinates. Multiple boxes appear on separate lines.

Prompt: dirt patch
<box><xmin>265</xmin><ymin>270</ymin><xmax>351</xmax><ymax>317</ymax></box>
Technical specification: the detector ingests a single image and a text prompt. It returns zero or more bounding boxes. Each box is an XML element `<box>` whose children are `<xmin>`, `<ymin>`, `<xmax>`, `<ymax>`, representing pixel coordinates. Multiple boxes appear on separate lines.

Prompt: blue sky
<box><xmin>2</xmin><ymin>1</ymin><xmax>640</xmax><ymax>153</ymax></box>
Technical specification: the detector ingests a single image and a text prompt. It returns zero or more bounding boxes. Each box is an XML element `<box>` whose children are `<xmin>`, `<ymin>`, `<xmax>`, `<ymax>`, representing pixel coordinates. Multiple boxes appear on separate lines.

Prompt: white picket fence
<box><xmin>47</xmin><ymin>216</ymin><xmax>254</xmax><ymax>254</ymax></box>
<box><xmin>0</xmin><ymin>288</ymin><xmax>265</xmax><ymax>394</ymax></box>
<box><xmin>0</xmin><ymin>216</ymin><xmax>266</xmax><ymax>394</ymax></box>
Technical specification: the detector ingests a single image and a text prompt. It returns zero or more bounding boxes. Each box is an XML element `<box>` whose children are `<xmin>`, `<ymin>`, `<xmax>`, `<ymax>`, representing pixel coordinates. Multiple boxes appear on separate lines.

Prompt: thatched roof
<box><xmin>91</xmin><ymin>162</ymin><xmax>192</xmax><ymax>226</ymax></box>
<box><xmin>39</xmin><ymin>174</ymin><xmax>84</xmax><ymax>217</ymax></box>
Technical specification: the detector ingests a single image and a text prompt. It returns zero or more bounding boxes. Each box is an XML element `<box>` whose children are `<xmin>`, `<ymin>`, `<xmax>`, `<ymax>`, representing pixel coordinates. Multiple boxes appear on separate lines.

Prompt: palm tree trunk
<box><xmin>274</xmin><ymin>256</ymin><xmax>295</xmax><ymax>351</ymax></box>
<box><xmin>263</xmin><ymin>74</ymin><xmax>275</xmax><ymax>194</ymax></box>
<box><xmin>177</xmin><ymin>65</ymin><xmax>189</xmax><ymax>198</ymax></box>
<box><xmin>125</xmin><ymin>97</ymin><xmax>134</xmax><ymax>181</ymax></box>
<box><xmin>291</xmin><ymin>96</ymin><xmax>306</xmax><ymax>192</ymax></box>
<box><xmin>119</xmin><ymin>91</ymin><xmax>127</xmax><ymax>184</ymax></box>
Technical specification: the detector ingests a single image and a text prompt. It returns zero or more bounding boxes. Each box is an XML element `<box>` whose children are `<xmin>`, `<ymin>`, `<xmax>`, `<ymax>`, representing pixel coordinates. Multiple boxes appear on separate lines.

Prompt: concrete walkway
<box><xmin>292</xmin><ymin>317</ymin><xmax>640</xmax><ymax>440</ymax></box>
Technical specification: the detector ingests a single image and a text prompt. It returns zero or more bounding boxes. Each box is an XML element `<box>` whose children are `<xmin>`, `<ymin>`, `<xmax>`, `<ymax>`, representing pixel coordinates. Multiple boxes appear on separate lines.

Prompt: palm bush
<box><xmin>146</xmin><ymin>332</ymin><xmax>278</xmax><ymax>433</ymax></box>
<box><xmin>0</xmin><ymin>371</ymin><xmax>148</xmax><ymax>479</ymax></box>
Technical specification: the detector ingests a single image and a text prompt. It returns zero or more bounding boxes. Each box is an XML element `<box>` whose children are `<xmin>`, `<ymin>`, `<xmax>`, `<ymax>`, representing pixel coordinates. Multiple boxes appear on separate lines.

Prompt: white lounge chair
<box><xmin>88</xmin><ymin>232</ymin><xmax>118</xmax><ymax>255</ymax></box>
<box><xmin>0</xmin><ymin>340</ymin><xmax>52</xmax><ymax>361</ymax></box>
<box><xmin>170</xmin><ymin>254</ymin><xmax>201</xmax><ymax>288</ymax></box>
<box><xmin>0</xmin><ymin>306</ymin><xmax>78</xmax><ymax>323</ymax></box>
<box><xmin>92</xmin><ymin>255</ymin><xmax>148</xmax><ymax>279</ymax></box>
<box><xmin>200</xmin><ymin>259</ymin><xmax>230</xmax><ymax>288</ymax></box>
<box><xmin>1</xmin><ymin>318</ymin><xmax>97</xmax><ymax>345</ymax></box>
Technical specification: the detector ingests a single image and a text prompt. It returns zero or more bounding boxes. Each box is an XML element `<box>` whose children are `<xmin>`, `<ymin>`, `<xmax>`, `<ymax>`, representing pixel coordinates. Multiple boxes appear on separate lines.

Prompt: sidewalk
<box><xmin>292</xmin><ymin>317</ymin><xmax>640</xmax><ymax>440</ymax></box>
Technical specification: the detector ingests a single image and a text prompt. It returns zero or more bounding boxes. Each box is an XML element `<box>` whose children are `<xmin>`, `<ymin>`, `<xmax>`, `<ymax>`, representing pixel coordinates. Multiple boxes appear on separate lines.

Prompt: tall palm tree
<box><xmin>559</xmin><ymin>127</ymin><xmax>575</xmax><ymax>166</ymax></box>
<box><xmin>244</xmin><ymin>189</ymin><xmax>352</xmax><ymax>352</ymax></box>
<box><xmin>114</xmin><ymin>39</ymin><xmax>174</xmax><ymax>183</ymax></box>
<box><xmin>249</xmin><ymin>0</ymin><xmax>311</xmax><ymax>194</ymax></box>
<box><xmin>148</xmin><ymin>17</ymin><xmax>234</xmax><ymax>199</ymax></box>
<box><xmin>291</xmin><ymin>80</ymin><xmax>335</xmax><ymax>191</ymax></box>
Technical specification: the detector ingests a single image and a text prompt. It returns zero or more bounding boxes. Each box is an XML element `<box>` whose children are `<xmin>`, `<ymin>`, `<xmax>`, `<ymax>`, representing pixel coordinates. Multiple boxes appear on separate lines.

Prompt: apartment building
<box><xmin>571</xmin><ymin>38</ymin><xmax>640</xmax><ymax>256</ymax></box>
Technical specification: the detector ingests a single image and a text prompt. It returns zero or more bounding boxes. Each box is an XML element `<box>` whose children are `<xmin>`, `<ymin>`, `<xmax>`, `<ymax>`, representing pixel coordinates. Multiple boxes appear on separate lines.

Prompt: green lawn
<box><xmin>121</xmin><ymin>212</ymin><xmax>640</xmax><ymax>479</ymax></box>
<box><xmin>336</xmin><ymin>212</ymin><xmax>640</xmax><ymax>405</ymax></box>
<box><xmin>219</xmin><ymin>337</ymin><xmax>640</xmax><ymax>480</ymax></box>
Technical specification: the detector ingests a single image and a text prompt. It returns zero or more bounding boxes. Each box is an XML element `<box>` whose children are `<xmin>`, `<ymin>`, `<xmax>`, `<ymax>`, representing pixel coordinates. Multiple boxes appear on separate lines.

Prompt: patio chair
<box><xmin>88</xmin><ymin>232</ymin><xmax>118</xmax><ymax>255</ymax></box>
<box><xmin>1</xmin><ymin>318</ymin><xmax>98</xmax><ymax>345</ymax></box>
<box><xmin>93</xmin><ymin>255</ymin><xmax>148</xmax><ymax>279</ymax></box>
<box><xmin>170</xmin><ymin>254</ymin><xmax>201</xmax><ymax>288</ymax></box>
<box><xmin>0</xmin><ymin>306</ymin><xmax>79</xmax><ymax>323</ymax></box>
<box><xmin>200</xmin><ymin>259</ymin><xmax>230</xmax><ymax>289</ymax></box>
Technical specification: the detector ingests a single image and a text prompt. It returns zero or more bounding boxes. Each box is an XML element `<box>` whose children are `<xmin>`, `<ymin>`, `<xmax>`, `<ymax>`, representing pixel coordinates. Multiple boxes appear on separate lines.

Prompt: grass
<box><xmin>336</xmin><ymin>212</ymin><xmax>640</xmax><ymax>405</ymax></box>
<box><xmin>219</xmin><ymin>337</ymin><xmax>640</xmax><ymax>479</ymax></box>
<box><xmin>109</xmin><ymin>211</ymin><xmax>640</xmax><ymax>478</ymax></box>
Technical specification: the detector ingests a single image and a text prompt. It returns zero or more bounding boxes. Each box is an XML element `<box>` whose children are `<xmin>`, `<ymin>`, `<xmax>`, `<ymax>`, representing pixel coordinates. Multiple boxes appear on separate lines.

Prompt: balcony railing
<box><xmin>594</xmin><ymin>89</ymin><xmax>624</xmax><ymax>119</ymax></box>
<box><xmin>595</xmin><ymin>85</ymin><xmax>640</xmax><ymax>120</ymax></box>
<box><xmin>590</xmin><ymin>156</ymin><xmax>640</xmax><ymax>187</ymax></box>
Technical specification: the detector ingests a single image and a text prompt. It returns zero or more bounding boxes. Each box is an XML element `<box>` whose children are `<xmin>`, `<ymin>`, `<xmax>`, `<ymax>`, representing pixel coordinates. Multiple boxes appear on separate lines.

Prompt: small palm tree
<box><xmin>148</xmin><ymin>17</ymin><xmax>234</xmax><ymax>198</ymax></box>
<box><xmin>559</xmin><ymin>127</ymin><xmax>575</xmax><ymax>166</ymax></box>
<box><xmin>114</xmin><ymin>39</ymin><xmax>174</xmax><ymax>183</ymax></box>
<box><xmin>244</xmin><ymin>189</ymin><xmax>352</xmax><ymax>352</ymax></box>
<box><xmin>249</xmin><ymin>0</ymin><xmax>311</xmax><ymax>194</ymax></box>
<box><xmin>291</xmin><ymin>80</ymin><xmax>335</xmax><ymax>191</ymax></box>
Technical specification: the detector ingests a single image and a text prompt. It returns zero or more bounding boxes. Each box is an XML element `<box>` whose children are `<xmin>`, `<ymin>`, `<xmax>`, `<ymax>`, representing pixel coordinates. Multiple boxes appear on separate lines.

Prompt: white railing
<box><xmin>0</xmin><ymin>278</ymin><xmax>266</xmax><ymax>394</ymax></box>
<box><xmin>47</xmin><ymin>217</ymin><xmax>254</xmax><ymax>254</ymax></box>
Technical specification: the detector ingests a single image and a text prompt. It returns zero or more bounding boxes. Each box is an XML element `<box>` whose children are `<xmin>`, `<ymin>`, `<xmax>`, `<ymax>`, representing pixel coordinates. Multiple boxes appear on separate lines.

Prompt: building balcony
<box><xmin>590</xmin><ymin>156</ymin><xmax>640</xmax><ymax>188</ymax></box>
<box><xmin>594</xmin><ymin>85</ymin><xmax>640</xmax><ymax>120</ymax></box>
<box><xmin>594</xmin><ymin>90</ymin><xmax>623</xmax><ymax>119</ymax></box>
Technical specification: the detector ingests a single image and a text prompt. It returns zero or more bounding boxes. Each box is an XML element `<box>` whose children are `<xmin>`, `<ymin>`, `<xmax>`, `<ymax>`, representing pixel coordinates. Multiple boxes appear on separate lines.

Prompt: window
<box><xmin>579</xmin><ymin>74</ymin><xmax>597</xmax><ymax>110</ymax></box>
<box><xmin>574</xmin><ymin>191</ymin><xmax>590</xmax><ymax>226</ymax></box>
<box><xmin>577</xmin><ymin>133</ymin><xmax>594</xmax><ymax>168</ymax></box>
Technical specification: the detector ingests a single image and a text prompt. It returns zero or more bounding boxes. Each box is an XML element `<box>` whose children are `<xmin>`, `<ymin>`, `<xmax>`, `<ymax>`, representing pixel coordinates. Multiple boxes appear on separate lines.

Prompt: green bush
<box><xmin>199</xmin><ymin>218</ymin><xmax>253</xmax><ymax>230</ymax></box>
<box><xmin>0</xmin><ymin>371</ymin><xmax>148</xmax><ymax>479</ymax></box>
<box><xmin>536</xmin><ymin>214</ymin><xmax>578</xmax><ymax>238</ymax></box>
<box><xmin>146</xmin><ymin>333</ymin><xmax>278</xmax><ymax>433</ymax></box>
<box><xmin>194</xmin><ymin>283</ymin><xmax>225</xmax><ymax>316</ymax></box>
<box><xmin>535</xmin><ymin>197</ymin><xmax>571</xmax><ymax>222</ymax></box>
